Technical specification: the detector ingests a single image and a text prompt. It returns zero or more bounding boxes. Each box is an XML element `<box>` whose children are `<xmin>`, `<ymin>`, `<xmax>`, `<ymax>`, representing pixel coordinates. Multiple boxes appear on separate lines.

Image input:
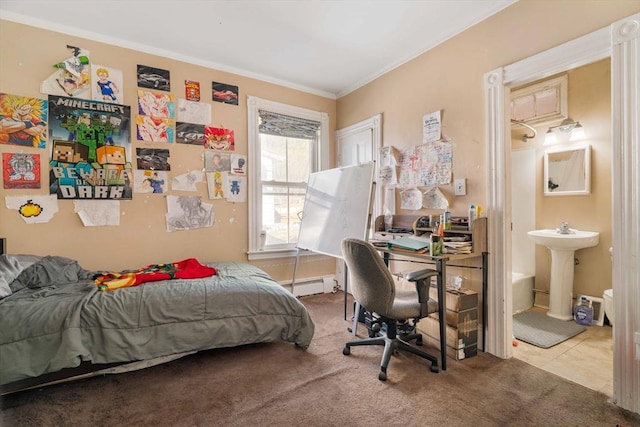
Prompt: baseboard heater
<box><xmin>281</xmin><ymin>275</ymin><xmax>335</xmax><ymax>297</ymax></box>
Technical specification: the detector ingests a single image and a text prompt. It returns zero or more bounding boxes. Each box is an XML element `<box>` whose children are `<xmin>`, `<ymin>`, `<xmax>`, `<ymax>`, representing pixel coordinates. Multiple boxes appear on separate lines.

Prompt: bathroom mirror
<box><xmin>544</xmin><ymin>144</ymin><xmax>591</xmax><ymax>196</ymax></box>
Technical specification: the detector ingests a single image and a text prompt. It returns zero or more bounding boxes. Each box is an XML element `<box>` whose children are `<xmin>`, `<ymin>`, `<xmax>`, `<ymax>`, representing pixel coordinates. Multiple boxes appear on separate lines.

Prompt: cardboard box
<box><xmin>424</xmin><ymin>334</ymin><xmax>477</xmax><ymax>361</ymax></box>
<box><xmin>435</xmin><ymin>306</ymin><xmax>478</xmax><ymax>328</ymax></box>
<box><xmin>421</xmin><ymin>315</ymin><xmax>478</xmax><ymax>349</ymax></box>
<box><xmin>429</xmin><ymin>286</ymin><xmax>478</xmax><ymax>312</ymax></box>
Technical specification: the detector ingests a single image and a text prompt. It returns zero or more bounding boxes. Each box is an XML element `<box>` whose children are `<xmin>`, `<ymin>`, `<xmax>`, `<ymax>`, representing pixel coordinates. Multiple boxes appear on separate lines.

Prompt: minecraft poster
<box><xmin>48</xmin><ymin>95</ymin><xmax>132</xmax><ymax>199</ymax></box>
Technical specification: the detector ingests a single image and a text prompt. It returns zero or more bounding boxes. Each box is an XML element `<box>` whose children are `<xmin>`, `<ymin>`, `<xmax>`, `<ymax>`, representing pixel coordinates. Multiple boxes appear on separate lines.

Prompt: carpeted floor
<box><xmin>1</xmin><ymin>292</ymin><xmax>638</xmax><ymax>427</ymax></box>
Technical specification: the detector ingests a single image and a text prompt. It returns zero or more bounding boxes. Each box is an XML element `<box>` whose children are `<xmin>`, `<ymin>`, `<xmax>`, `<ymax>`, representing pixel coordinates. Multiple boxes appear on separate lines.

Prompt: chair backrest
<box><xmin>341</xmin><ymin>238</ymin><xmax>395</xmax><ymax>316</ymax></box>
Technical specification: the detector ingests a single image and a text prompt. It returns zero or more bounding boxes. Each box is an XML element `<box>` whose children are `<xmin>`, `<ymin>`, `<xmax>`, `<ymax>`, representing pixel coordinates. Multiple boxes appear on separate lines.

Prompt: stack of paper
<box><xmin>444</xmin><ymin>240</ymin><xmax>473</xmax><ymax>254</ymax></box>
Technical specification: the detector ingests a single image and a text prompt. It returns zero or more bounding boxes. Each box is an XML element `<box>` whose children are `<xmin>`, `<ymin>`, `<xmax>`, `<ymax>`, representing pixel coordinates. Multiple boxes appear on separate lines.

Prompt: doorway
<box><xmin>484</xmin><ymin>13</ymin><xmax>639</xmax><ymax>412</ymax></box>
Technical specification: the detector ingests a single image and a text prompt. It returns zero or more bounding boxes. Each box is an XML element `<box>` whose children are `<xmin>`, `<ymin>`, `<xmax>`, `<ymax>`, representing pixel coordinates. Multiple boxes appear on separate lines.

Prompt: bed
<box><xmin>0</xmin><ymin>253</ymin><xmax>315</xmax><ymax>394</ymax></box>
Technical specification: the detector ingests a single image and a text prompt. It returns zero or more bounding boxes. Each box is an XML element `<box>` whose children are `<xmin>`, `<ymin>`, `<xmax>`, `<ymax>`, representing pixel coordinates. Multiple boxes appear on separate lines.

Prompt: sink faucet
<box><xmin>558</xmin><ymin>221</ymin><xmax>572</xmax><ymax>234</ymax></box>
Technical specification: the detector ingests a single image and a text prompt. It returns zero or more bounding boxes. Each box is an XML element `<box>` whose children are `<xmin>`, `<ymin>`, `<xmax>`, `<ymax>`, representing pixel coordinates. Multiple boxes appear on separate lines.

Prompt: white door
<box><xmin>335</xmin><ymin>114</ymin><xmax>382</xmax><ymax>291</ymax></box>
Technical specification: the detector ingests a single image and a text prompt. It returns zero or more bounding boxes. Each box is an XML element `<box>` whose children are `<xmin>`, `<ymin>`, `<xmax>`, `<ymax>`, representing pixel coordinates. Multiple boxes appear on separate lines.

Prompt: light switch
<box><xmin>454</xmin><ymin>178</ymin><xmax>467</xmax><ymax>196</ymax></box>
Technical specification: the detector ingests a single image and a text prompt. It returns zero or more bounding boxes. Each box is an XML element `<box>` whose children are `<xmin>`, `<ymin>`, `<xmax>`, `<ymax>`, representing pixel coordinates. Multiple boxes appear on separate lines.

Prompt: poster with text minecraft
<box><xmin>48</xmin><ymin>95</ymin><xmax>132</xmax><ymax>199</ymax></box>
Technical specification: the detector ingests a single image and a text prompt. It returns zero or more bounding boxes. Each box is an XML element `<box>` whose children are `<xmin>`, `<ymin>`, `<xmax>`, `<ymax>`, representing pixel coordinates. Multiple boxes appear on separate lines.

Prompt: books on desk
<box><xmin>387</xmin><ymin>236</ymin><xmax>430</xmax><ymax>253</ymax></box>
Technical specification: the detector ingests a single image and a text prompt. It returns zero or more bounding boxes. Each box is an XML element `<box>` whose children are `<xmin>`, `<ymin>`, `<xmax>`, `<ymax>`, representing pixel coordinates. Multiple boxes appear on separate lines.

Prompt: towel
<box><xmin>94</xmin><ymin>258</ymin><xmax>217</xmax><ymax>291</ymax></box>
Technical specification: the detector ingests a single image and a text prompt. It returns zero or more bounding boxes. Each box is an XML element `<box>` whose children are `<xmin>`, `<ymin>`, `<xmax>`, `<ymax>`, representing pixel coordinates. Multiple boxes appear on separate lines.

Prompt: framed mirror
<box><xmin>544</xmin><ymin>144</ymin><xmax>591</xmax><ymax>196</ymax></box>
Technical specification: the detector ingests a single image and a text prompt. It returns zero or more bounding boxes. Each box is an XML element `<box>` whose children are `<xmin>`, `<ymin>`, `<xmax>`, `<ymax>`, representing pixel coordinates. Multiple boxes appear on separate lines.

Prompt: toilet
<box><xmin>603</xmin><ymin>247</ymin><xmax>614</xmax><ymax>326</ymax></box>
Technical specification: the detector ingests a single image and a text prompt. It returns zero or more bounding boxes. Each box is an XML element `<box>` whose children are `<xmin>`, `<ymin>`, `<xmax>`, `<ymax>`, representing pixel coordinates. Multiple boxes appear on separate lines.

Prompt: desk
<box><xmin>377</xmin><ymin>248</ymin><xmax>487</xmax><ymax>372</ymax></box>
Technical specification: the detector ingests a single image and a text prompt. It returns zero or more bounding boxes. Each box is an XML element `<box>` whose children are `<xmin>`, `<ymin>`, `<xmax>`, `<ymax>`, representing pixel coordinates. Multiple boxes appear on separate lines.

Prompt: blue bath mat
<box><xmin>513</xmin><ymin>311</ymin><xmax>586</xmax><ymax>349</ymax></box>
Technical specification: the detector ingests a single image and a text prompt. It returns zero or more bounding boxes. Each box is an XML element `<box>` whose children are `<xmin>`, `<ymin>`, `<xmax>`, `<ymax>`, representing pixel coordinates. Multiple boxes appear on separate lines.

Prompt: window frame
<box><xmin>247</xmin><ymin>96</ymin><xmax>329</xmax><ymax>260</ymax></box>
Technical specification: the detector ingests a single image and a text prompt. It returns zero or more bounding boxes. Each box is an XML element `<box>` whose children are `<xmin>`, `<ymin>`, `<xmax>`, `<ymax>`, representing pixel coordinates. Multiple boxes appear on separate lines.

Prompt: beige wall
<box><xmin>0</xmin><ymin>20</ymin><xmax>336</xmax><ymax>280</ymax></box>
<box><xmin>2</xmin><ymin>1</ymin><xmax>638</xmax><ymax>283</ymax></box>
<box><xmin>337</xmin><ymin>0</ymin><xmax>638</xmax><ymax>217</ymax></box>
<box><xmin>337</xmin><ymin>1</ymin><xmax>637</xmax><ymax>289</ymax></box>
<box><xmin>512</xmin><ymin>59</ymin><xmax>612</xmax><ymax>305</ymax></box>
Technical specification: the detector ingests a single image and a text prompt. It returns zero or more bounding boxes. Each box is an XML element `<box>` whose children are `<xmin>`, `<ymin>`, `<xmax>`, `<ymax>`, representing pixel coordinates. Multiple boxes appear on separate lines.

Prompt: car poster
<box><xmin>137</xmin><ymin>65</ymin><xmax>171</xmax><ymax>91</ymax></box>
<box><xmin>47</xmin><ymin>95</ymin><xmax>132</xmax><ymax>200</ymax></box>
<box><xmin>175</xmin><ymin>122</ymin><xmax>205</xmax><ymax>145</ymax></box>
<box><xmin>212</xmin><ymin>82</ymin><xmax>238</xmax><ymax>105</ymax></box>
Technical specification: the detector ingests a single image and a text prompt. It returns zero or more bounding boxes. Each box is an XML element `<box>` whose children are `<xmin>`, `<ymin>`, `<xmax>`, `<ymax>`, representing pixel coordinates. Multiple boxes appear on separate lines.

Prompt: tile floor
<box><xmin>512</xmin><ymin>307</ymin><xmax>613</xmax><ymax>397</ymax></box>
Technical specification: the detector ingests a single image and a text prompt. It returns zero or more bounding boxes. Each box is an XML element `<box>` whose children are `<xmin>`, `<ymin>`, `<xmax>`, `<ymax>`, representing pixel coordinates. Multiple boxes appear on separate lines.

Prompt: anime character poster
<box><xmin>137</xmin><ymin>65</ymin><xmax>170</xmax><ymax>91</ymax></box>
<box><xmin>0</xmin><ymin>93</ymin><xmax>48</xmax><ymax>148</ymax></box>
<box><xmin>41</xmin><ymin>45</ymin><xmax>91</xmax><ymax>99</ymax></box>
<box><xmin>134</xmin><ymin>169</ymin><xmax>168</xmax><ymax>194</ymax></box>
<box><xmin>175</xmin><ymin>122</ymin><xmax>205</xmax><ymax>145</ymax></box>
<box><xmin>136</xmin><ymin>116</ymin><xmax>174</xmax><ymax>142</ymax></box>
<box><xmin>138</xmin><ymin>90</ymin><xmax>174</xmax><ymax>119</ymax></box>
<box><xmin>204</xmin><ymin>126</ymin><xmax>234</xmax><ymax>150</ymax></box>
<box><xmin>212</xmin><ymin>82</ymin><xmax>238</xmax><ymax>105</ymax></box>
<box><xmin>48</xmin><ymin>95</ymin><xmax>132</xmax><ymax>199</ymax></box>
<box><xmin>91</xmin><ymin>64</ymin><xmax>123</xmax><ymax>104</ymax></box>
<box><xmin>3</xmin><ymin>153</ymin><xmax>41</xmax><ymax>189</ymax></box>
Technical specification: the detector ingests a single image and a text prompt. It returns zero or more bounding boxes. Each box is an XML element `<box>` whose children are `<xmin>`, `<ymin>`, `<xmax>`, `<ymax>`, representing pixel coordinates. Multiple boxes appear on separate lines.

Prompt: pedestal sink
<box><xmin>527</xmin><ymin>229</ymin><xmax>599</xmax><ymax>320</ymax></box>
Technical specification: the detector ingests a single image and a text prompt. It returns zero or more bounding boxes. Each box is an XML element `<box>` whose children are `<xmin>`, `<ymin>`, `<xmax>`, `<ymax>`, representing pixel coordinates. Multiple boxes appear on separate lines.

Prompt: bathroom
<box><xmin>509</xmin><ymin>58</ymin><xmax>614</xmax><ymax>395</ymax></box>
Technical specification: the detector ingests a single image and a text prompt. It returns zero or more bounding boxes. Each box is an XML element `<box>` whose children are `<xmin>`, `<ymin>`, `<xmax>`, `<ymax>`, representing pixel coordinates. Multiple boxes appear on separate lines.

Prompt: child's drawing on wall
<box><xmin>92</xmin><ymin>65</ymin><xmax>123</xmax><ymax>104</ymax></box>
<box><xmin>206</xmin><ymin>171</ymin><xmax>226</xmax><ymax>200</ymax></box>
<box><xmin>134</xmin><ymin>169</ymin><xmax>167</xmax><ymax>194</ymax></box>
<box><xmin>166</xmin><ymin>195</ymin><xmax>213</xmax><ymax>232</ymax></box>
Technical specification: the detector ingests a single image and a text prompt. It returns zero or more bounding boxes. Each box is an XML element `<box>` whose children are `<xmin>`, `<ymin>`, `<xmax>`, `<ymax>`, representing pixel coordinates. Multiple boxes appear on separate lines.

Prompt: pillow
<box><xmin>10</xmin><ymin>255</ymin><xmax>92</xmax><ymax>292</ymax></box>
<box><xmin>0</xmin><ymin>254</ymin><xmax>42</xmax><ymax>297</ymax></box>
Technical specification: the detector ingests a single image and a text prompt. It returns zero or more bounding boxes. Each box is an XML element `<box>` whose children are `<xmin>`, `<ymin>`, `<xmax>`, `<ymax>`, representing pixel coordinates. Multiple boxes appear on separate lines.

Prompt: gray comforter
<box><xmin>0</xmin><ymin>257</ymin><xmax>314</xmax><ymax>385</ymax></box>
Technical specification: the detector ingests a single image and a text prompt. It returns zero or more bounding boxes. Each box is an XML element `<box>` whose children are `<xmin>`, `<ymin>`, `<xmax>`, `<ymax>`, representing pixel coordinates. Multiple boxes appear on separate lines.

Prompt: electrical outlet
<box><xmin>454</xmin><ymin>178</ymin><xmax>467</xmax><ymax>196</ymax></box>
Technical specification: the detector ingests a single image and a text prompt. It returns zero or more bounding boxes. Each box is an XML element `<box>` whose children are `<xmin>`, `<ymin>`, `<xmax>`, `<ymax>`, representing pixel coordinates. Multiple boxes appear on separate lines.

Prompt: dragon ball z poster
<box><xmin>47</xmin><ymin>95</ymin><xmax>132</xmax><ymax>199</ymax></box>
<box><xmin>0</xmin><ymin>93</ymin><xmax>48</xmax><ymax>148</ymax></box>
<box><xmin>3</xmin><ymin>153</ymin><xmax>41</xmax><ymax>189</ymax></box>
<box><xmin>204</xmin><ymin>127</ymin><xmax>234</xmax><ymax>150</ymax></box>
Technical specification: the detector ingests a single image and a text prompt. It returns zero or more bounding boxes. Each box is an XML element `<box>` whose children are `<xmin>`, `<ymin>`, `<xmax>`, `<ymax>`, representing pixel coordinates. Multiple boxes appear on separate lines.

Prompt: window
<box><xmin>510</xmin><ymin>75</ymin><xmax>568</xmax><ymax>125</ymax></box>
<box><xmin>247</xmin><ymin>96</ymin><xmax>329</xmax><ymax>259</ymax></box>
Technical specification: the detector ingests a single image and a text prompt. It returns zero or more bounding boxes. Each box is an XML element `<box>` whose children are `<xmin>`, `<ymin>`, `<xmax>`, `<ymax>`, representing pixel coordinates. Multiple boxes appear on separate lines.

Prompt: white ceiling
<box><xmin>0</xmin><ymin>0</ymin><xmax>516</xmax><ymax>99</ymax></box>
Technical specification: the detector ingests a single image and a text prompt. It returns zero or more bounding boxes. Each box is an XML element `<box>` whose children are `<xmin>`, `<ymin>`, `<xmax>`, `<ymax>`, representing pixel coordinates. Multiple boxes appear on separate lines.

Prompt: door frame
<box><xmin>484</xmin><ymin>13</ymin><xmax>639</xmax><ymax>412</ymax></box>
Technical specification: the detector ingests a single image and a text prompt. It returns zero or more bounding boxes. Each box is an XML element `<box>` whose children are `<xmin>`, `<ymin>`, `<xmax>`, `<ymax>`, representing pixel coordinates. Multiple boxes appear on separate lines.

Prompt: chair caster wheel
<box><xmin>378</xmin><ymin>371</ymin><xmax>387</xmax><ymax>381</ymax></box>
<box><xmin>430</xmin><ymin>364</ymin><xmax>439</xmax><ymax>373</ymax></box>
<box><xmin>343</xmin><ymin>347</ymin><xmax>351</xmax><ymax>356</ymax></box>
<box><xmin>416</xmin><ymin>337</ymin><xmax>423</xmax><ymax>346</ymax></box>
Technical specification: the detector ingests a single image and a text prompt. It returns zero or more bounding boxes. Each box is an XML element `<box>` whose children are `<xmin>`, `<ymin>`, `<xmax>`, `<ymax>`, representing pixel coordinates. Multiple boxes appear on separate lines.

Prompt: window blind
<box><xmin>258</xmin><ymin>110</ymin><xmax>320</xmax><ymax>140</ymax></box>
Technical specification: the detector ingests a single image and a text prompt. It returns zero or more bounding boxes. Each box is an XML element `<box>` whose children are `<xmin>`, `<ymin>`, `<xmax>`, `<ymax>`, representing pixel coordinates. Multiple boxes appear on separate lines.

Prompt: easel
<box><xmin>291</xmin><ymin>163</ymin><xmax>376</xmax><ymax>300</ymax></box>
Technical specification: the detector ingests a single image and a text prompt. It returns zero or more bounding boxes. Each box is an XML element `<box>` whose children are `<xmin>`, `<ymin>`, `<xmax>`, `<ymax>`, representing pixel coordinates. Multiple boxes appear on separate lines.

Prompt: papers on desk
<box><xmin>443</xmin><ymin>241</ymin><xmax>473</xmax><ymax>254</ymax></box>
<box><xmin>387</xmin><ymin>236</ymin><xmax>430</xmax><ymax>253</ymax></box>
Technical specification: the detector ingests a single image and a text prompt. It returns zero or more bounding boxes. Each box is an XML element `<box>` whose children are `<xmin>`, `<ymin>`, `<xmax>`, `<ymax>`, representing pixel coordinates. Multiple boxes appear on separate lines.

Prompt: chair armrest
<box><xmin>404</xmin><ymin>268</ymin><xmax>438</xmax><ymax>317</ymax></box>
<box><xmin>404</xmin><ymin>268</ymin><xmax>438</xmax><ymax>283</ymax></box>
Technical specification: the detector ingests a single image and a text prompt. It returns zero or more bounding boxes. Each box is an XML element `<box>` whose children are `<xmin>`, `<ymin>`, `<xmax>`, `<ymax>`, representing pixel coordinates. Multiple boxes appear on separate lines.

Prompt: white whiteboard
<box><xmin>297</xmin><ymin>162</ymin><xmax>375</xmax><ymax>258</ymax></box>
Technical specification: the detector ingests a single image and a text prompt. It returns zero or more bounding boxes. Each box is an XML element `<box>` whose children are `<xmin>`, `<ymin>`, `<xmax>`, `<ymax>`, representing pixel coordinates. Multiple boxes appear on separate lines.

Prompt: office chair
<box><xmin>341</xmin><ymin>237</ymin><xmax>440</xmax><ymax>380</ymax></box>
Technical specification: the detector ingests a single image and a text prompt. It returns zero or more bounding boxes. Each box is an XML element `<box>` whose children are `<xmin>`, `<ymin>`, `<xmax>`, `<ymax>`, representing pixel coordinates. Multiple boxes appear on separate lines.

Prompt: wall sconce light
<box><xmin>544</xmin><ymin>118</ymin><xmax>584</xmax><ymax>145</ymax></box>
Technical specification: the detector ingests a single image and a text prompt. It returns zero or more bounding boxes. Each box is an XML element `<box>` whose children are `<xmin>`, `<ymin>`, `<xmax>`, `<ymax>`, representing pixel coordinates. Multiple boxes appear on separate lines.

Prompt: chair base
<box><xmin>343</xmin><ymin>321</ymin><xmax>439</xmax><ymax>380</ymax></box>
